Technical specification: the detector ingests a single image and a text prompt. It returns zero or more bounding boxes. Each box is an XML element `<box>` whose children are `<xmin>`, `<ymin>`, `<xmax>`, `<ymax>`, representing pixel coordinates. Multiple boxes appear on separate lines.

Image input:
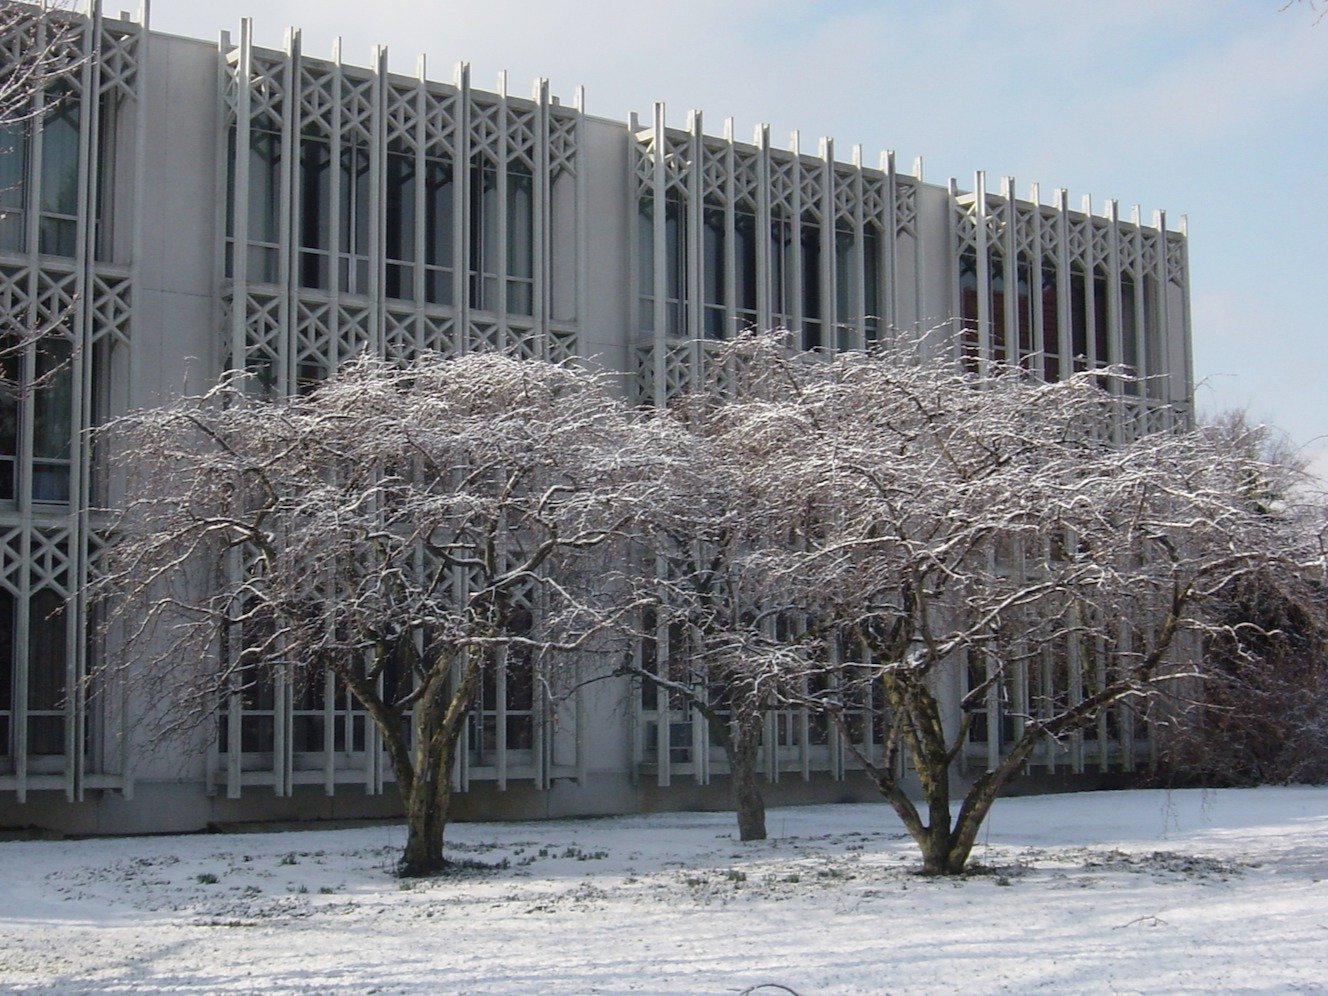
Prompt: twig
<box><xmin>1113</xmin><ymin>914</ymin><xmax>1168</xmax><ymax>930</ymax></box>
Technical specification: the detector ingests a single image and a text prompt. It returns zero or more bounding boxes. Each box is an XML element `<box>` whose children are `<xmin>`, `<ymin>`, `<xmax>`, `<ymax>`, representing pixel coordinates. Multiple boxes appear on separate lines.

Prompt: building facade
<box><xmin>0</xmin><ymin>4</ymin><xmax>1193</xmax><ymax>834</ymax></box>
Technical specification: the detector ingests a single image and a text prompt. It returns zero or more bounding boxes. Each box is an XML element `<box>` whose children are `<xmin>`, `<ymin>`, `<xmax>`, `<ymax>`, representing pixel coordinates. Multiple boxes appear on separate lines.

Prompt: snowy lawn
<box><xmin>1</xmin><ymin>787</ymin><xmax>1326</xmax><ymax>994</ymax></box>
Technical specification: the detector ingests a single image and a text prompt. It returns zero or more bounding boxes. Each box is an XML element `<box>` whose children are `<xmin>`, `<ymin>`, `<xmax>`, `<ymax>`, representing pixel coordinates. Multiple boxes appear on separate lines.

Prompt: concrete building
<box><xmin>0</xmin><ymin>4</ymin><xmax>1193</xmax><ymax>834</ymax></box>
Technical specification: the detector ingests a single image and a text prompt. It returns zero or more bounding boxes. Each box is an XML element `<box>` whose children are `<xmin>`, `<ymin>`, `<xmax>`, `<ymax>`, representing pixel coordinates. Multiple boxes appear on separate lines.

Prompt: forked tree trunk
<box><xmin>391</xmin><ymin>653</ymin><xmax>479</xmax><ymax>878</ymax></box>
<box><xmin>861</xmin><ymin>673</ymin><xmax>983</xmax><ymax>876</ymax></box>
<box><xmin>917</xmin><ymin>825</ymin><xmax>969</xmax><ymax>876</ymax></box>
<box><xmin>398</xmin><ymin>737</ymin><xmax>457</xmax><ymax>878</ymax></box>
<box><xmin>906</xmin><ymin>760</ymin><xmax>971</xmax><ymax>875</ymax></box>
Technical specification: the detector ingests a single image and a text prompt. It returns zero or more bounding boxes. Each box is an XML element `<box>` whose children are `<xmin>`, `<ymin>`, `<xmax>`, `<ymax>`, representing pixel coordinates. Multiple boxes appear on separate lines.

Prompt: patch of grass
<box><xmin>195</xmin><ymin>873</ymin><xmax>219</xmax><ymax>885</ymax></box>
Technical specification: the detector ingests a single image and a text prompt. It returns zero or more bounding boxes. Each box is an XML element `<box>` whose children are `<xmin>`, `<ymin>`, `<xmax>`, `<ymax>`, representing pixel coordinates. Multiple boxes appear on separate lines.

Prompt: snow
<box><xmin>2</xmin><ymin>786</ymin><xmax>1326</xmax><ymax>993</ymax></box>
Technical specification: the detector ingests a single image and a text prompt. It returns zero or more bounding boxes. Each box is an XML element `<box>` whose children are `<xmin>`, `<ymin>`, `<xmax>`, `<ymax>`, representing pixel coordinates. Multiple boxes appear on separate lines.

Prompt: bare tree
<box><xmin>614</xmin><ymin>449</ymin><xmax>789</xmax><ymax>842</ymax></box>
<box><xmin>614</xmin><ymin>359</ymin><xmax>852</xmax><ymax>843</ymax></box>
<box><xmin>95</xmin><ymin>354</ymin><xmax>679</xmax><ymax>877</ymax></box>
<box><xmin>697</xmin><ymin>335</ymin><xmax>1326</xmax><ymax>875</ymax></box>
<box><xmin>1163</xmin><ymin>411</ymin><xmax>1328</xmax><ymax>784</ymax></box>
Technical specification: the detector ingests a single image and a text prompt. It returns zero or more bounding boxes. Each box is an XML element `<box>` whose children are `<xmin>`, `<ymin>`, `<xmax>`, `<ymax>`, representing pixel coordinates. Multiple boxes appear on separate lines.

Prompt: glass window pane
<box><xmin>702</xmin><ymin>203</ymin><xmax>725</xmax><ymax>338</ymax></box>
<box><xmin>1016</xmin><ymin>257</ymin><xmax>1033</xmax><ymax>362</ymax></box>
<box><xmin>800</xmin><ymin>223</ymin><xmax>821</xmax><ymax>351</ymax></box>
<box><xmin>39</xmin><ymin>88</ymin><xmax>79</xmax><ymax>251</ymax></box>
<box><xmin>32</xmin><ymin>338</ymin><xmax>71</xmax><ymax>503</ymax></box>
<box><xmin>469</xmin><ymin>159</ymin><xmax>499</xmax><ymax>310</ymax></box>
<box><xmin>863</xmin><ymin>225</ymin><xmax>881</xmax><ymax>342</ymax></box>
<box><xmin>507</xmin><ymin>166</ymin><xmax>533</xmax><ymax>279</ymax></box>
<box><xmin>248</xmin><ymin>129</ymin><xmax>281</xmax><ymax>247</ymax></box>
<box><xmin>385</xmin><ymin>146</ymin><xmax>417</xmax><ymax>267</ymax></box>
<box><xmin>507</xmin><ymin>166</ymin><xmax>533</xmax><ymax>315</ymax></box>
<box><xmin>1041</xmin><ymin>261</ymin><xmax>1060</xmax><ymax>382</ymax></box>
<box><xmin>1121</xmin><ymin>276</ymin><xmax>1139</xmax><ymax>393</ymax></box>
<box><xmin>28</xmin><ymin>588</ymin><xmax>66</xmax><ymax>756</ymax></box>
<box><xmin>771</xmin><ymin>213</ymin><xmax>792</xmax><ymax>325</ymax></box>
<box><xmin>1070</xmin><ymin>269</ymin><xmax>1088</xmax><ymax>372</ymax></box>
<box><xmin>0</xmin><ymin>590</ymin><xmax>12</xmax><ymax>739</ymax></box>
<box><xmin>423</xmin><ymin>158</ymin><xmax>453</xmax><ymax>306</ymax></box>
<box><xmin>735</xmin><ymin>209</ymin><xmax>757</xmax><ymax>322</ymax></box>
<box><xmin>664</xmin><ymin>191</ymin><xmax>684</xmax><ymax>333</ymax></box>
<box><xmin>1093</xmin><ymin>267</ymin><xmax>1111</xmax><ymax>368</ymax></box>
<box><xmin>0</xmin><ymin>120</ymin><xmax>27</xmax><ymax>253</ymax></box>
<box><xmin>990</xmin><ymin>257</ymin><xmax>1006</xmax><ymax>364</ymax></box>
<box><xmin>299</xmin><ymin>138</ymin><xmax>330</xmax><ymax>249</ymax></box>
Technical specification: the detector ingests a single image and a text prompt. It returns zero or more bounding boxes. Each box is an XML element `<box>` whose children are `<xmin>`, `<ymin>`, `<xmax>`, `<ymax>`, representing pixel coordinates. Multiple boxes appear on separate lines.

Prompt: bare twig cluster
<box><xmin>96</xmin><ymin>354</ymin><xmax>686</xmax><ymax>876</ymax></box>
<box><xmin>621</xmin><ymin>333</ymin><xmax>1326</xmax><ymax>870</ymax></box>
<box><xmin>95</xmin><ymin>340</ymin><xmax>1326</xmax><ymax>875</ymax></box>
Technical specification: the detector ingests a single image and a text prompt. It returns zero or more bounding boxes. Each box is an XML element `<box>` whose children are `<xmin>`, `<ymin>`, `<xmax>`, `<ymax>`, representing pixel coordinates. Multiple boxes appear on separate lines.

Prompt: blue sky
<box><xmin>151</xmin><ymin>0</ymin><xmax>1327</xmax><ymax>478</ymax></box>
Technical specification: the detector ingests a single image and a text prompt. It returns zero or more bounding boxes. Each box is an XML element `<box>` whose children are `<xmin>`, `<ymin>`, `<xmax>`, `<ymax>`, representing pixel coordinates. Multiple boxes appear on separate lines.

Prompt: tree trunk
<box><xmin>399</xmin><ymin>765</ymin><xmax>450</xmax><ymax>878</ymax></box>
<box><xmin>730</xmin><ymin>720</ymin><xmax>766</xmax><ymax>842</ymax></box>
<box><xmin>396</xmin><ymin>658</ymin><xmax>475</xmax><ymax>878</ymax></box>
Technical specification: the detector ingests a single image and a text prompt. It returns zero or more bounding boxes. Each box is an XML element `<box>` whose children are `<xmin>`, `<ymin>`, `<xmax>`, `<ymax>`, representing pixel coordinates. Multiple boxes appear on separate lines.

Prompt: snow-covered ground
<box><xmin>2</xmin><ymin>787</ymin><xmax>1326</xmax><ymax>994</ymax></box>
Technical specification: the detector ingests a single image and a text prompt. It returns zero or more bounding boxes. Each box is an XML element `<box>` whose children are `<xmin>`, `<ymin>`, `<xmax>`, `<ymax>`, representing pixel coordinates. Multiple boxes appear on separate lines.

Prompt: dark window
<box><xmin>506</xmin><ymin>164</ymin><xmax>534</xmax><ymax>315</ymax></box>
<box><xmin>290</xmin><ymin>673</ymin><xmax>325</xmax><ymax>754</ymax></box>
<box><xmin>469</xmin><ymin>159</ymin><xmax>498</xmax><ymax>311</ymax></box>
<box><xmin>863</xmin><ymin>224</ymin><xmax>882</xmax><ymax>345</ymax></box>
<box><xmin>93</xmin><ymin>91</ymin><xmax>119</xmax><ymax>263</ymax></box>
<box><xmin>470</xmin><ymin>611</ymin><xmax>536</xmax><ymax>763</ymax></box>
<box><xmin>770</xmin><ymin>210</ymin><xmax>793</xmax><ymax>330</ymax></box>
<box><xmin>0</xmin><ymin>590</ymin><xmax>11</xmax><ymax>755</ymax></box>
<box><xmin>637</xmin><ymin>192</ymin><xmax>654</xmax><ymax>331</ymax></box>
<box><xmin>423</xmin><ymin>157</ymin><xmax>453</xmax><ymax>306</ymax></box>
<box><xmin>1016</xmin><ymin>256</ymin><xmax>1033</xmax><ymax>365</ymax></box>
<box><xmin>384</xmin><ymin>142</ymin><xmax>417</xmax><ymax>301</ymax></box>
<box><xmin>638</xmin><ymin>606</ymin><xmax>657</xmax><ymax>711</ymax></box>
<box><xmin>248</xmin><ymin>127</ymin><xmax>282</xmax><ymax>284</ymax></box>
<box><xmin>1093</xmin><ymin>265</ymin><xmax>1111</xmax><ymax>370</ymax></box>
<box><xmin>989</xmin><ymin>256</ymin><xmax>1006</xmax><ymax>365</ymax></box>
<box><xmin>663</xmin><ymin>190</ymin><xmax>684</xmax><ymax>334</ymax></box>
<box><xmin>0</xmin><ymin>339</ymin><xmax>18</xmax><ymax>500</ymax></box>
<box><xmin>834</xmin><ymin>226</ymin><xmax>855</xmax><ymax>351</ymax></box>
<box><xmin>339</xmin><ymin>140</ymin><xmax>371</xmax><ymax>294</ymax></box>
<box><xmin>1143</xmin><ymin>274</ymin><xmax>1163</xmax><ymax>399</ymax></box>
<box><xmin>734</xmin><ymin>208</ymin><xmax>757</xmax><ymax>330</ymax></box>
<box><xmin>800</xmin><ymin>222</ymin><xmax>821</xmax><ymax>351</ymax></box>
<box><xmin>1070</xmin><ymin>268</ymin><xmax>1088</xmax><ymax>372</ymax></box>
<box><xmin>27</xmin><ymin>588</ymin><xmax>65</xmax><ymax>756</ymax></box>
<box><xmin>1041</xmin><ymin>260</ymin><xmax>1060</xmax><ymax>382</ymax></box>
<box><xmin>298</xmin><ymin>136</ymin><xmax>331</xmax><ymax>290</ymax></box>
<box><xmin>702</xmin><ymin>202</ymin><xmax>725</xmax><ymax>339</ymax></box>
<box><xmin>32</xmin><ymin>338</ymin><xmax>72</xmax><ymax>503</ymax></box>
<box><xmin>39</xmin><ymin>85</ymin><xmax>79</xmax><ymax>258</ymax></box>
<box><xmin>959</xmin><ymin>251</ymin><xmax>979</xmax><ymax>373</ymax></box>
<box><xmin>1121</xmin><ymin>275</ymin><xmax>1139</xmax><ymax>395</ymax></box>
<box><xmin>0</xmin><ymin>115</ymin><xmax>28</xmax><ymax>252</ymax></box>
<box><xmin>224</xmin><ymin>127</ymin><xmax>235</xmax><ymax>277</ymax></box>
